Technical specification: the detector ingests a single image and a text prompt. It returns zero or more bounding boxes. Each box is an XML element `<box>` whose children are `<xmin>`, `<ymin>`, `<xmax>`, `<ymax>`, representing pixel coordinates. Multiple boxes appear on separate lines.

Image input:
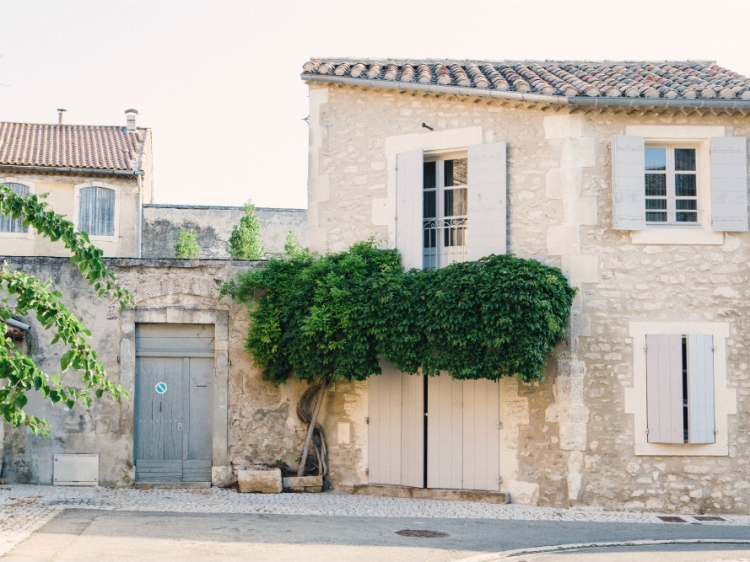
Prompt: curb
<box><xmin>455</xmin><ymin>538</ymin><xmax>750</xmax><ymax>561</ymax></box>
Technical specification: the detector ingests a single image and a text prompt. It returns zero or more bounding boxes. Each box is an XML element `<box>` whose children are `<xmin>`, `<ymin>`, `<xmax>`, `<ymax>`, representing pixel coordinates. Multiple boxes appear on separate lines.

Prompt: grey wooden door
<box><xmin>135</xmin><ymin>324</ymin><xmax>214</xmax><ymax>483</ymax></box>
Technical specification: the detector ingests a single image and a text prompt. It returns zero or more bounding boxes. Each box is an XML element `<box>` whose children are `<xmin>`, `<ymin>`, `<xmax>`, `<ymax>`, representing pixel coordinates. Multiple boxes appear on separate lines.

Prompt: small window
<box><xmin>422</xmin><ymin>155</ymin><xmax>468</xmax><ymax>270</ymax></box>
<box><xmin>645</xmin><ymin>145</ymin><xmax>698</xmax><ymax>225</ymax></box>
<box><xmin>646</xmin><ymin>334</ymin><xmax>715</xmax><ymax>444</ymax></box>
<box><xmin>78</xmin><ymin>186</ymin><xmax>115</xmax><ymax>236</ymax></box>
<box><xmin>0</xmin><ymin>182</ymin><xmax>30</xmax><ymax>233</ymax></box>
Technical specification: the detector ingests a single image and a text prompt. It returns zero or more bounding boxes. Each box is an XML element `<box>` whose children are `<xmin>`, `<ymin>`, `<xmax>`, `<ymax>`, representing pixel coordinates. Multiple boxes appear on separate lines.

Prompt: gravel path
<box><xmin>1</xmin><ymin>484</ymin><xmax>748</xmax><ymax>557</ymax></box>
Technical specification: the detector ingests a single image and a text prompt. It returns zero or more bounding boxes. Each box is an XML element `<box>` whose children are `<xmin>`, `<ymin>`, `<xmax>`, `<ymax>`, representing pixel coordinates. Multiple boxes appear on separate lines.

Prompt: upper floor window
<box><xmin>612</xmin><ymin>133</ymin><xmax>748</xmax><ymax>236</ymax></box>
<box><xmin>645</xmin><ymin>145</ymin><xmax>699</xmax><ymax>225</ymax></box>
<box><xmin>423</xmin><ymin>155</ymin><xmax>468</xmax><ymax>270</ymax></box>
<box><xmin>0</xmin><ymin>182</ymin><xmax>30</xmax><ymax>233</ymax></box>
<box><xmin>78</xmin><ymin>186</ymin><xmax>115</xmax><ymax>237</ymax></box>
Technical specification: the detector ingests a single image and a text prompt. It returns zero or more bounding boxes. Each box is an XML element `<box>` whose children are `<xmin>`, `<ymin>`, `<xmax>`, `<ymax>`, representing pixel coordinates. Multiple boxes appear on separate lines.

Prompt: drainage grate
<box><xmin>694</xmin><ymin>516</ymin><xmax>725</xmax><ymax>522</ymax></box>
<box><xmin>396</xmin><ymin>530</ymin><xmax>449</xmax><ymax>538</ymax></box>
<box><xmin>657</xmin><ymin>516</ymin><xmax>687</xmax><ymax>523</ymax></box>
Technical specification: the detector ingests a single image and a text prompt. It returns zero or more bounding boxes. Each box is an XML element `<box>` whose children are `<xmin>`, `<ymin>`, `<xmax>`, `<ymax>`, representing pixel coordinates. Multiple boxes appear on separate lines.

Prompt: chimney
<box><xmin>125</xmin><ymin>108</ymin><xmax>139</xmax><ymax>132</ymax></box>
<box><xmin>57</xmin><ymin>108</ymin><xmax>66</xmax><ymax>124</ymax></box>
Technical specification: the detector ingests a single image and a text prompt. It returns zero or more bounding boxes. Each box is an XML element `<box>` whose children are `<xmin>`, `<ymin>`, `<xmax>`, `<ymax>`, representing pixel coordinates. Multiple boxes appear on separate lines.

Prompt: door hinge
<box><xmin>365</xmin><ymin>468</ymin><xmax>369</xmax><ymax>476</ymax></box>
<box><xmin>497</xmin><ymin>476</ymin><xmax>503</xmax><ymax>484</ymax></box>
<box><xmin>497</xmin><ymin>421</ymin><xmax>503</xmax><ymax>429</ymax></box>
<box><xmin>365</xmin><ymin>416</ymin><xmax>369</xmax><ymax>425</ymax></box>
<box><xmin>645</xmin><ymin>427</ymin><xmax>650</xmax><ymax>435</ymax></box>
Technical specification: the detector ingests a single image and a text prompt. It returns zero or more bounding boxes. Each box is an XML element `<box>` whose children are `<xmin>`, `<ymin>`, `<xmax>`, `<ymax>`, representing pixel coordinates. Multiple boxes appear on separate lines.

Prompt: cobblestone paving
<box><xmin>1</xmin><ymin>484</ymin><xmax>748</xmax><ymax>557</ymax></box>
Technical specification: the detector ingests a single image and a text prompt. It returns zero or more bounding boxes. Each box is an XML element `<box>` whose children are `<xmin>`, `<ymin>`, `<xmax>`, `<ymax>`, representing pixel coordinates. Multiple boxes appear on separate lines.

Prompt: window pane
<box><xmin>646</xmin><ymin>199</ymin><xmax>667</xmax><ymax>210</ymax></box>
<box><xmin>645</xmin><ymin>148</ymin><xmax>666</xmax><ymax>171</ymax></box>
<box><xmin>423</xmin><ymin>162</ymin><xmax>436</xmax><ymax>189</ymax></box>
<box><xmin>676</xmin><ymin>212</ymin><xmax>698</xmax><ymax>223</ymax></box>
<box><xmin>676</xmin><ymin>199</ymin><xmax>697</xmax><ymax>211</ymax></box>
<box><xmin>423</xmin><ymin>191</ymin><xmax>436</xmax><ymax>218</ymax></box>
<box><xmin>646</xmin><ymin>211</ymin><xmax>667</xmax><ymax>222</ymax></box>
<box><xmin>675</xmin><ymin>149</ymin><xmax>696</xmax><ymax>171</ymax></box>
<box><xmin>675</xmin><ymin>174</ymin><xmax>696</xmax><ymax>197</ymax></box>
<box><xmin>423</xmin><ymin>225</ymin><xmax>436</xmax><ymax>248</ymax></box>
<box><xmin>444</xmin><ymin>188</ymin><xmax>467</xmax><ymax>217</ymax></box>
<box><xmin>445</xmin><ymin>158</ymin><xmax>467</xmax><ymax>186</ymax></box>
<box><xmin>645</xmin><ymin>174</ymin><xmax>666</xmax><ymax>196</ymax></box>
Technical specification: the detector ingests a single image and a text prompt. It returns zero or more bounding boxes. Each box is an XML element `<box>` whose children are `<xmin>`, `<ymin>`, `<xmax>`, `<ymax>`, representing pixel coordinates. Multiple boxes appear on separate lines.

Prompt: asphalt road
<box><xmin>5</xmin><ymin>509</ymin><xmax>750</xmax><ymax>562</ymax></box>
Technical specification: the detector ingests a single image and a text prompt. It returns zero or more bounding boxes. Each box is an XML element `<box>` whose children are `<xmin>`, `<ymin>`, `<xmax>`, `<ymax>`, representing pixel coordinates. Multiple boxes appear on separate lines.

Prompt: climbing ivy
<box><xmin>0</xmin><ymin>185</ymin><xmax>132</xmax><ymax>436</ymax></box>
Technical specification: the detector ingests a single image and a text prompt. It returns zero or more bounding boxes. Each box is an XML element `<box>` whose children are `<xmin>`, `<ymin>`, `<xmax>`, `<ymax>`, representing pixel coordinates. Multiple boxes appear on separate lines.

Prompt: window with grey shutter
<box><xmin>612</xmin><ymin>135</ymin><xmax>646</xmax><ymax>230</ymax></box>
<box><xmin>79</xmin><ymin>187</ymin><xmax>115</xmax><ymax>236</ymax></box>
<box><xmin>0</xmin><ymin>182</ymin><xmax>30</xmax><ymax>233</ymax></box>
<box><xmin>467</xmin><ymin>142</ymin><xmax>507</xmax><ymax>259</ymax></box>
<box><xmin>711</xmin><ymin>136</ymin><xmax>748</xmax><ymax>232</ymax></box>
<box><xmin>645</xmin><ymin>334</ymin><xmax>716</xmax><ymax>445</ymax></box>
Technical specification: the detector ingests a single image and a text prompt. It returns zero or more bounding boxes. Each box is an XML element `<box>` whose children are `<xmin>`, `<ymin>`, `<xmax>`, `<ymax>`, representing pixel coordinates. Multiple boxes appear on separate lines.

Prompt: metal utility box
<box><xmin>53</xmin><ymin>453</ymin><xmax>99</xmax><ymax>486</ymax></box>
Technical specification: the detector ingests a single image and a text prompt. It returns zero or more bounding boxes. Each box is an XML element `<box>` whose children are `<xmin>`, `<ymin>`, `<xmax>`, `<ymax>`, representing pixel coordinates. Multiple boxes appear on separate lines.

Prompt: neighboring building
<box><xmin>141</xmin><ymin>204</ymin><xmax>307</xmax><ymax>258</ymax></box>
<box><xmin>0</xmin><ymin>110</ymin><xmax>153</xmax><ymax>257</ymax></box>
<box><xmin>300</xmin><ymin>58</ymin><xmax>750</xmax><ymax>512</ymax></box>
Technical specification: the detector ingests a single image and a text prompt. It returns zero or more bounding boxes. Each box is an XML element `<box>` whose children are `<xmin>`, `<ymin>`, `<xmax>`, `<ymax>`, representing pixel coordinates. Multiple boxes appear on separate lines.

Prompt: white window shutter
<box><xmin>79</xmin><ymin>187</ymin><xmax>115</xmax><ymax>236</ymax></box>
<box><xmin>396</xmin><ymin>150</ymin><xmax>424</xmax><ymax>270</ymax></box>
<box><xmin>687</xmin><ymin>335</ymin><xmax>716</xmax><ymax>444</ymax></box>
<box><xmin>467</xmin><ymin>142</ymin><xmax>507</xmax><ymax>259</ymax></box>
<box><xmin>645</xmin><ymin>335</ymin><xmax>683</xmax><ymax>444</ymax></box>
<box><xmin>711</xmin><ymin>136</ymin><xmax>748</xmax><ymax>232</ymax></box>
<box><xmin>612</xmin><ymin>135</ymin><xmax>646</xmax><ymax>230</ymax></box>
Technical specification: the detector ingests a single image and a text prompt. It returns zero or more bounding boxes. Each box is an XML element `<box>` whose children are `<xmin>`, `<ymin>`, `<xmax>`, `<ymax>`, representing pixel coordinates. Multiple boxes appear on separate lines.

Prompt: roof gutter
<box><xmin>302</xmin><ymin>74</ymin><xmax>750</xmax><ymax>111</ymax></box>
<box><xmin>0</xmin><ymin>165</ymin><xmax>145</xmax><ymax>176</ymax></box>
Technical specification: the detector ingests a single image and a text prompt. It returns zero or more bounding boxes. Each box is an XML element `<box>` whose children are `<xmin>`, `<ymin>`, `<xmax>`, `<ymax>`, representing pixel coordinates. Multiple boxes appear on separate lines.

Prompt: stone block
<box><xmin>282</xmin><ymin>475</ymin><xmax>324</xmax><ymax>493</ymax></box>
<box><xmin>212</xmin><ymin>465</ymin><xmax>234</xmax><ymax>488</ymax></box>
<box><xmin>238</xmin><ymin>469</ymin><xmax>282</xmax><ymax>494</ymax></box>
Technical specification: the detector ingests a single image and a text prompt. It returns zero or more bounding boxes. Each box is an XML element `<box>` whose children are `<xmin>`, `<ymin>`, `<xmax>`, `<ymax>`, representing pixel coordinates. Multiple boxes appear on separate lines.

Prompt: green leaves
<box><xmin>226</xmin><ymin>240</ymin><xmax>576</xmax><ymax>387</ymax></box>
<box><xmin>0</xmin><ymin>184</ymin><xmax>133</xmax><ymax>436</ymax></box>
<box><xmin>228</xmin><ymin>201</ymin><xmax>264</xmax><ymax>260</ymax></box>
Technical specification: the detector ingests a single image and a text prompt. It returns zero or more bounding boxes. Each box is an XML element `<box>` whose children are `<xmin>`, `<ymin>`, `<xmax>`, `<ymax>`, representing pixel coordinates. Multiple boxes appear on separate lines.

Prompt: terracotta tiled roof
<box><xmin>302</xmin><ymin>59</ymin><xmax>750</xmax><ymax>102</ymax></box>
<box><xmin>0</xmin><ymin>122</ymin><xmax>147</xmax><ymax>172</ymax></box>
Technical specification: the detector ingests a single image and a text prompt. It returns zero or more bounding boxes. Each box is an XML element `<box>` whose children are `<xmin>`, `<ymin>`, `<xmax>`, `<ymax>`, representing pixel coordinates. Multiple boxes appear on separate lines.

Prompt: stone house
<box><xmin>0</xmin><ymin>110</ymin><xmax>153</xmax><ymax>258</ymax></box>
<box><xmin>299</xmin><ymin>58</ymin><xmax>750</xmax><ymax>512</ymax></box>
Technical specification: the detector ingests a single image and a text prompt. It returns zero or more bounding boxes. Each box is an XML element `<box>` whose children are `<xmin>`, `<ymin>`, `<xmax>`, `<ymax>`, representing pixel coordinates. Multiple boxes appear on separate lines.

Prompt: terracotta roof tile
<box><xmin>302</xmin><ymin>58</ymin><xmax>750</xmax><ymax>103</ymax></box>
<box><xmin>0</xmin><ymin>122</ymin><xmax>146</xmax><ymax>171</ymax></box>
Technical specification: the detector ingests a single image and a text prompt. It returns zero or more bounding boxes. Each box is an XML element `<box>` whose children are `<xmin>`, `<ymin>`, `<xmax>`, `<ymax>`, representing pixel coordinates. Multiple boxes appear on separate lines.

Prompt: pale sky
<box><xmin>1</xmin><ymin>0</ymin><xmax>749</xmax><ymax>209</ymax></box>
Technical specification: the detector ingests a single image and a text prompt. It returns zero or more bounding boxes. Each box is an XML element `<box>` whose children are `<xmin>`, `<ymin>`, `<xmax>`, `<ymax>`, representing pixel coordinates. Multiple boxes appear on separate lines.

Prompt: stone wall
<box><xmin>142</xmin><ymin>204</ymin><xmax>307</xmax><ymax>259</ymax></box>
<box><xmin>0</xmin><ymin>257</ymin><xmax>315</xmax><ymax>486</ymax></box>
<box><xmin>305</xmin><ymin>82</ymin><xmax>750</xmax><ymax>512</ymax></box>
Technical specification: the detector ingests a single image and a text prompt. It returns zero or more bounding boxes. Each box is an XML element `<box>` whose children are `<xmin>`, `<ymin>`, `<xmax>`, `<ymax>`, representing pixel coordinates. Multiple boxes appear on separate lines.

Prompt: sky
<box><xmin>1</xmin><ymin>0</ymin><xmax>750</xmax><ymax>210</ymax></box>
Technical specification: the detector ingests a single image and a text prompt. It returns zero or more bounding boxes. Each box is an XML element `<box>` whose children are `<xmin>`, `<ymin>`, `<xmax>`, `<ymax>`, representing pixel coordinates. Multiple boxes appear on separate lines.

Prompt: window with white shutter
<box><xmin>645</xmin><ymin>334</ymin><xmax>715</xmax><ymax>444</ymax></box>
<box><xmin>612</xmin><ymin>134</ymin><xmax>748</xmax><ymax>234</ymax></box>
<box><xmin>396</xmin><ymin>142</ymin><xmax>507</xmax><ymax>271</ymax></box>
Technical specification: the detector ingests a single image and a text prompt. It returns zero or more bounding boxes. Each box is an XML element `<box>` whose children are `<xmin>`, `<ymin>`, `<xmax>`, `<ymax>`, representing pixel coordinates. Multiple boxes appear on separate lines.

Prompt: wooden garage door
<box><xmin>368</xmin><ymin>369</ymin><xmax>500</xmax><ymax>491</ymax></box>
<box><xmin>135</xmin><ymin>324</ymin><xmax>214</xmax><ymax>483</ymax></box>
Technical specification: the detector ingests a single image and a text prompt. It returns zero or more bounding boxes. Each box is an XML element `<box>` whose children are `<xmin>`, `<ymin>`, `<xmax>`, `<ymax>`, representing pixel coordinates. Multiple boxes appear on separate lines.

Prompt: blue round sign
<box><xmin>155</xmin><ymin>382</ymin><xmax>168</xmax><ymax>394</ymax></box>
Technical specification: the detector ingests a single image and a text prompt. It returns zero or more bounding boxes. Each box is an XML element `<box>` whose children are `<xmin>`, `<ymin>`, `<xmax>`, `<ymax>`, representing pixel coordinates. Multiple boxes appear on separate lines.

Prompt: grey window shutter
<box><xmin>645</xmin><ymin>334</ymin><xmax>684</xmax><ymax>444</ymax></box>
<box><xmin>79</xmin><ymin>187</ymin><xmax>115</xmax><ymax>236</ymax></box>
<box><xmin>711</xmin><ymin>136</ymin><xmax>748</xmax><ymax>232</ymax></box>
<box><xmin>0</xmin><ymin>183</ymin><xmax>30</xmax><ymax>233</ymax></box>
<box><xmin>396</xmin><ymin>150</ymin><xmax>423</xmax><ymax>270</ymax></box>
<box><xmin>612</xmin><ymin>135</ymin><xmax>646</xmax><ymax>230</ymax></box>
<box><xmin>467</xmin><ymin>142</ymin><xmax>507</xmax><ymax>260</ymax></box>
<box><xmin>687</xmin><ymin>335</ymin><xmax>716</xmax><ymax>444</ymax></box>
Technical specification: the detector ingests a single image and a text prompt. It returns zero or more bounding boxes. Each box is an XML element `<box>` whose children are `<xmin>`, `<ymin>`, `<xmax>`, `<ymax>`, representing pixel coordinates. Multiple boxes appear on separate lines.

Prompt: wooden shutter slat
<box><xmin>612</xmin><ymin>135</ymin><xmax>646</xmax><ymax>230</ymax></box>
<box><xmin>646</xmin><ymin>334</ymin><xmax>683</xmax><ymax>444</ymax></box>
<box><xmin>467</xmin><ymin>142</ymin><xmax>507</xmax><ymax>259</ymax></box>
<box><xmin>396</xmin><ymin>150</ymin><xmax>424</xmax><ymax>270</ymax></box>
<box><xmin>688</xmin><ymin>335</ymin><xmax>716</xmax><ymax>444</ymax></box>
<box><xmin>711</xmin><ymin>136</ymin><xmax>748</xmax><ymax>232</ymax></box>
